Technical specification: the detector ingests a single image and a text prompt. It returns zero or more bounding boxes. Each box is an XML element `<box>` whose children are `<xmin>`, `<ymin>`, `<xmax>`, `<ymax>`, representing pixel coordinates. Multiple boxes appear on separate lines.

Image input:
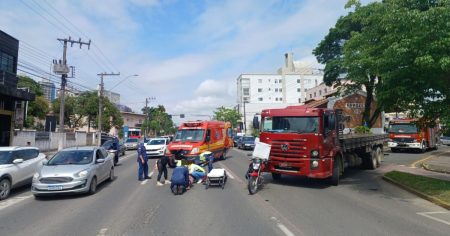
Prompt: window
<box><xmin>268</xmin><ymin>88</ymin><xmax>271</xmax><ymax>91</ymax></box>
<box><xmin>314</xmin><ymin>92</ymin><xmax>316</xmax><ymax>97</ymax></box>
<box><xmin>297</xmin><ymin>79</ymin><xmax>300</xmax><ymax>83</ymax></box>
<box><xmin>0</xmin><ymin>52</ymin><xmax>14</xmax><ymax>73</ymax></box>
<box><xmin>279</xmin><ymin>97</ymin><xmax>283</xmax><ymax>101</ymax></box>
<box><xmin>275</xmin><ymin>88</ymin><xmax>278</xmax><ymax>92</ymax></box>
<box><xmin>279</xmin><ymin>79</ymin><xmax>282</xmax><ymax>83</ymax></box>
<box><xmin>258</xmin><ymin>88</ymin><xmax>262</xmax><ymax>92</ymax></box>
<box><xmin>298</xmin><ymin>98</ymin><xmax>302</xmax><ymax>103</ymax></box>
<box><xmin>319</xmin><ymin>90</ymin><xmax>322</xmax><ymax>96</ymax></box>
<box><xmin>23</xmin><ymin>149</ymin><xmax>39</xmax><ymax>160</ymax></box>
<box><xmin>258</xmin><ymin>97</ymin><xmax>263</xmax><ymax>101</ymax></box>
<box><xmin>258</xmin><ymin>79</ymin><xmax>262</xmax><ymax>83</ymax></box>
<box><xmin>275</xmin><ymin>80</ymin><xmax>278</xmax><ymax>84</ymax></box>
<box><xmin>305</xmin><ymin>88</ymin><xmax>307</xmax><ymax>92</ymax></box>
<box><xmin>279</xmin><ymin>88</ymin><xmax>282</xmax><ymax>92</ymax></box>
<box><xmin>324</xmin><ymin>88</ymin><xmax>327</xmax><ymax>93</ymax></box>
<box><xmin>243</xmin><ymin>97</ymin><xmax>249</xmax><ymax>103</ymax></box>
<box><xmin>310</xmin><ymin>94</ymin><xmax>312</xmax><ymax>99</ymax></box>
<box><xmin>275</xmin><ymin>98</ymin><xmax>278</xmax><ymax>101</ymax></box>
<box><xmin>297</xmin><ymin>88</ymin><xmax>300</xmax><ymax>92</ymax></box>
<box><xmin>243</xmin><ymin>88</ymin><xmax>250</xmax><ymax>96</ymax></box>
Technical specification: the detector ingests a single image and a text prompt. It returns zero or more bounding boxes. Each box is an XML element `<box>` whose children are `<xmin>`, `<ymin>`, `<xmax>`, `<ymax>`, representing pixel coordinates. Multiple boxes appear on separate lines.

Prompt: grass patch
<box><xmin>385</xmin><ymin>171</ymin><xmax>450</xmax><ymax>204</ymax></box>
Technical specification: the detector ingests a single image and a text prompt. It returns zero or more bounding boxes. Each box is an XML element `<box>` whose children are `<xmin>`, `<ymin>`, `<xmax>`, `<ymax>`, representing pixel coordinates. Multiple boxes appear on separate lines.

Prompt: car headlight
<box><xmin>190</xmin><ymin>147</ymin><xmax>200</xmax><ymax>154</ymax></box>
<box><xmin>32</xmin><ymin>172</ymin><xmax>40</xmax><ymax>181</ymax></box>
<box><xmin>311</xmin><ymin>150</ymin><xmax>319</xmax><ymax>158</ymax></box>
<box><xmin>75</xmin><ymin>170</ymin><xmax>89</xmax><ymax>178</ymax></box>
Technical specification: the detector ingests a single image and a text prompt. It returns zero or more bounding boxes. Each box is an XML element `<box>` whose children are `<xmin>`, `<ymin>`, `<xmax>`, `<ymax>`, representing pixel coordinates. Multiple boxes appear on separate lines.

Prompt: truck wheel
<box><xmin>329</xmin><ymin>157</ymin><xmax>340</xmax><ymax>186</ymax></box>
<box><xmin>367</xmin><ymin>149</ymin><xmax>377</xmax><ymax>170</ymax></box>
<box><xmin>375</xmin><ymin>147</ymin><xmax>383</xmax><ymax>167</ymax></box>
<box><xmin>272</xmin><ymin>173</ymin><xmax>281</xmax><ymax>181</ymax></box>
<box><xmin>420</xmin><ymin>142</ymin><xmax>427</xmax><ymax>153</ymax></box>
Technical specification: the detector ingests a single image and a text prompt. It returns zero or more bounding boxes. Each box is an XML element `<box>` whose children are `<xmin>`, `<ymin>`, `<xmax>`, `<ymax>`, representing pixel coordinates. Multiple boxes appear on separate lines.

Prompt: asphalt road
<box><xmin>0</xmin><ymin>146</ymin><xmax>449</xmax><ymax>236</ymax></box>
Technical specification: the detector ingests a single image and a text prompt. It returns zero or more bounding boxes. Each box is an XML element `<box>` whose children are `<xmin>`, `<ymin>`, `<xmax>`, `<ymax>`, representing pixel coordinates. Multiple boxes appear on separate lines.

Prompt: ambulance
<box><xmin>168</xmin><ymin>121</ymin><xmax>233</xmax><ymax>163</ymax></box>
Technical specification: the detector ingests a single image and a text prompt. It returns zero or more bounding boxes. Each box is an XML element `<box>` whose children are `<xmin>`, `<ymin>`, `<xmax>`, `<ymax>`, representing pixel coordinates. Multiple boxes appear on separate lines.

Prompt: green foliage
<box><xmin>314</xmin><ymin>0</ymin><xmax>450</xmax><ymax>128</ymax></box>
<box><xmin>141</xmin><ymin>105</ymin><xmax>176</xmax><ymax>137</ymax></box>
<box><xmin>213</xmin><ymin>106</ymin><xmax>240</xmax><ymax>128</ymax></box>
<box><xmin>353</xmin><ymin>126</ymin><xmax>372</xmax><ymax>134</ymax></box>
<box><xmin>17</xmin><ymin>76</ymin><xmax>49</xmax><ymax>128</ymax></box>
<box><xmin>17</xmin><ymin>75</ymin><xmax>43</xmax><ymax>96</ymax></box>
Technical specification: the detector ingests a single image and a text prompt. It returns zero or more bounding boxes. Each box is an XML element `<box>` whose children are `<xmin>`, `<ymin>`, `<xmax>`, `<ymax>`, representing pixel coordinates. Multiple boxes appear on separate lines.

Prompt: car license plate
<box><xmin>279</xmin><ymin>162</ymin><xmax>289</xmax><ymax>167</ymax></box>
<box><xmin>47</xmin><ymin>185</ymin><xmax>63</xmax><ymax>191</ymax></box>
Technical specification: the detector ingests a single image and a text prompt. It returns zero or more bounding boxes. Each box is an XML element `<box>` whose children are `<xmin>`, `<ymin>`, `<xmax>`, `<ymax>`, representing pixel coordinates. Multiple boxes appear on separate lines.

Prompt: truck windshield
<box><xmin>174</xmin><ymin>129</ymin><xmax>205</xmax><ymax>142</ymax></box>
<box><xmin>389</xmin><ymin>124</ymin><xmax>418</xmax><ymax>134</ymax></box>
<box><xmin>262</xmin><ymin>117</ymin><xmax>319</xmax><ymax>133</ymax></box>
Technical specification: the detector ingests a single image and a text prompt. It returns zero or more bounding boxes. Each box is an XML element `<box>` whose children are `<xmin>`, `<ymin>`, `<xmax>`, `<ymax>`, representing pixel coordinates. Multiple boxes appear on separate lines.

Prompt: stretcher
<box><xmin>205</xmin><ymin>168</ymin><xmax>227</xmax><ymax>189</ymax></box>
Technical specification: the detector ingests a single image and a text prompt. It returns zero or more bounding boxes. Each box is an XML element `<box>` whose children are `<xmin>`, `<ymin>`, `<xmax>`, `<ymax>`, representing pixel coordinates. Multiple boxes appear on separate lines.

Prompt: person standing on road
<box><xmin>156</xmin><ymin>149</ymin><xmax>171</xmax><ymax>186</ymax></box>
<box><xmin>137</xmin><ymin>142</ymin><xmax>149</xmax><ymax>181</ymax></box>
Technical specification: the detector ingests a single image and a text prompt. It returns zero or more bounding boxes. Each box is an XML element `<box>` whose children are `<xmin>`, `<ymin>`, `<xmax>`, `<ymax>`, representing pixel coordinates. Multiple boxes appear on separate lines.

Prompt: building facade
<box><xmin>103</xmin><ymin>90</ymin><xmax>120</xmax><ymax>105</ymax></box>
<box><xmin>39</xmin><ymin>80</ymin><xmax>56</xmax><ymax>103</ymax></box>
<box><xmin>0</xmin><ymin>30</ymin><xmax>35</xmax><ymax>146</ymax></box>
<box><xmin>305</xmin><ymin>82</ymin><xmax>336</xmax><ymax>101</ymax></box>
<box><xmin>236</xmin><ymin>53</ymin><xmax>324</xmax><ymax>134</ymax></box>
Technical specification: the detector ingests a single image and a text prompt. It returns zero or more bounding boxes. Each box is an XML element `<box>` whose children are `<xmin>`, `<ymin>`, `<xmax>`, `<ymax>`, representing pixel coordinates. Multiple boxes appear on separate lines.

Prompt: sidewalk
<box><xmin>422</xmin><ymin>150</ymin><xmax>450</xmax><ymax>174</ymax></box>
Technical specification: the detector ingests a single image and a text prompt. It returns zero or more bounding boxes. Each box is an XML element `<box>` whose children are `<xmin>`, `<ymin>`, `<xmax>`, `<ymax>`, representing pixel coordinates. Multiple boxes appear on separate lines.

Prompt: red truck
<box><xmin>259</xmin><ymin>105</ymin><xmax>388</xmax><ymax>185</ymax></box>
<box><xmin>387</xmin><ymin>118</ymin><xmax>439</xmax><ymax>153</ymax></box>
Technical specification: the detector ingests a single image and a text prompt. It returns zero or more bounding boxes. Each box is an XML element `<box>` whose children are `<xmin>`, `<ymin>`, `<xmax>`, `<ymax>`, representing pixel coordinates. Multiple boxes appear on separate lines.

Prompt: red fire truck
<box><xmin>387</xmin><ymin>118</ymin><xmax>439</xmax><ymax>153</ymax></box>
<box><xmin>259</xmin><ymin>105</ymin><xmax>388</xmax><ymax>185</ymax></box>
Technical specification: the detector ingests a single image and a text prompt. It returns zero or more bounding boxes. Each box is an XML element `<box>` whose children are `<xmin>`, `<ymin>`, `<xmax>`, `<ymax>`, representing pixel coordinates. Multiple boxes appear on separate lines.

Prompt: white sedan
<box><xmin>441</xmin><ymin>136</ymin><xmax>450</xmax><ymax>146</ymax></box>
<box><xmin>0</xmin><ymin>147</ymin><xmax>46</xmax><ymax>200</ymax></box>
<box><xmin>144</xmin><ymin>138</ymin><xmax>168</xmax><ymax>158</ymax></box>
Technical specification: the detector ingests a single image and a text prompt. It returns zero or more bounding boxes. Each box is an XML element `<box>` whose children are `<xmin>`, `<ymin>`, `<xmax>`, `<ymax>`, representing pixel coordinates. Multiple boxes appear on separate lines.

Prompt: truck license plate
<box><xmin>48</xmin><ymin>185</ymin><xmax>63</xmax><ymax>191</ymax></box>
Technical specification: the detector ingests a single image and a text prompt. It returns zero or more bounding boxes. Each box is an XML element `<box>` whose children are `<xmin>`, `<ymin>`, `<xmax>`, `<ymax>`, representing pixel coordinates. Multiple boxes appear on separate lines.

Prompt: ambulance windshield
<box><xmin>174</xmin><ymin>129</ymin><xmax>205</xmax><ymax>142</ymax></box>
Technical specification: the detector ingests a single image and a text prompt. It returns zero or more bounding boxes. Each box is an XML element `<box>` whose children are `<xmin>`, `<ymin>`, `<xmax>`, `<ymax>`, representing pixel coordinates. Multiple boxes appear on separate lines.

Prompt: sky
<box><xmin>0</xmin><ymin>0</ymin><xmax>362</xmax><ymax>123</ymax></box>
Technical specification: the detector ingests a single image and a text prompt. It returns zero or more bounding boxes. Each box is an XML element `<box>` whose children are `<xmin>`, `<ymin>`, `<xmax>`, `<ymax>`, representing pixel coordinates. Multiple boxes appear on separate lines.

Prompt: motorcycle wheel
<box><xmin>247</xmin><ymin>176</ymin><xmax>258</xmax><ymax>195</ymax></box>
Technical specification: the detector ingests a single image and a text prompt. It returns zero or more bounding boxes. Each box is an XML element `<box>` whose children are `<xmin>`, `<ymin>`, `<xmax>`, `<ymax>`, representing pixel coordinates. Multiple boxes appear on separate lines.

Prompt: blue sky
<box><xmin>0</xmin><ymin>0</ymin><xmax>362</xmax><ymax>122</ymax></box>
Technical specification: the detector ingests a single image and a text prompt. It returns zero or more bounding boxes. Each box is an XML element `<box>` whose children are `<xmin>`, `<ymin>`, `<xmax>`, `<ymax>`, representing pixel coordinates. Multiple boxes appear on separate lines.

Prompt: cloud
<box><xmin>194</xmin><ymin>80</ymin><xmax>229</xmax><ymax>97</ymax></box>
<box><xmin>172</xmin><ymin>96</ymin><xmax>234</xmax><ymax>114</ymax></box>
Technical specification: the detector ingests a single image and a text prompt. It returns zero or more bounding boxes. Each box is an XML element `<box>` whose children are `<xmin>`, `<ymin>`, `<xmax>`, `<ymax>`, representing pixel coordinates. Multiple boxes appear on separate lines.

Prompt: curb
<box><xmin>422</xmin><ymin>163</ymin><xmax>450</xmax><ymax>175</ymax></box>
<box><xmin>382</xmin><ymin>175</ymin><xmax>450</xmax><ymax>210</ymax></box>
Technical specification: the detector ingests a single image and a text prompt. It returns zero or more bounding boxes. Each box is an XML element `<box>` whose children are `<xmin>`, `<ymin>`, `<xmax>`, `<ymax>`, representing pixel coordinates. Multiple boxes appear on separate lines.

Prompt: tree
<box><xmin>141</xmin><ymin>105</ymin><xmax>176</xmax><ymax>137</ymax></box>
<box><xmin>213</xmin><ymin>106</ymin><xmax>240</xmax><ymax>128</ymax></box>
<box><xmin>314</xmin><ymin>0</ymin><xmax>450</xmax><ymax>127</ymax></box>
<box><xmin>17</xmin><ymin>76</ymin><xmax>49</xmax><ymax>128</ymax></box>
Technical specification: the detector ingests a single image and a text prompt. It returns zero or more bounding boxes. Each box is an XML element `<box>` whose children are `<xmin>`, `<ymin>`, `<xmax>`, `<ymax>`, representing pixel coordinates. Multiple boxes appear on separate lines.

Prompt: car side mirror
<box><xmin>13</xmin><ymin>158</ymin><xmax>24</xmax><ymax>164</ymax></box>
<box><xmin>96</xmin><ymin>158</ymin><xmax>105</xmax><ymax>164</ymax></box>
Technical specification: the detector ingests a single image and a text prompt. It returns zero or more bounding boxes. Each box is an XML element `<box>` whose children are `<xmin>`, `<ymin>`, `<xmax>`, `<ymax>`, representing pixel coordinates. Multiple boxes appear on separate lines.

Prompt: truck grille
<box><xmin>270</xmin><ymin>139</ymin><xmax>307</xmax><ymax>159</ymax></box>
<box><xmin>39</xmin><ymin>177</ymin><xmax>73</xmax><ymax>184</ymax></box>
<box><xmin>393</xmin><ymin>138</ymin><xmax>415</xmax><ymax>143</ymax></box>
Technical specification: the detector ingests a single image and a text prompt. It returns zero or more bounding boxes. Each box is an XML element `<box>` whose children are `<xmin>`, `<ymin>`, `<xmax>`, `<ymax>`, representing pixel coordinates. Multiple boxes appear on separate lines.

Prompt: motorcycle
<box><xmin>246</xmin><ymin>157</ymin><xmax>267</xmax><ymax>195</ymax></box>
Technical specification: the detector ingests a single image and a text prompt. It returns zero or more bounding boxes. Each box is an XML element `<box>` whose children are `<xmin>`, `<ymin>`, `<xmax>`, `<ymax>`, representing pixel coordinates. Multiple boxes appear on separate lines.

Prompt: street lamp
<box><xmin>109</xmin><ymin>74</ymin><xmax>139</xmax><ymax>91</ymax></box>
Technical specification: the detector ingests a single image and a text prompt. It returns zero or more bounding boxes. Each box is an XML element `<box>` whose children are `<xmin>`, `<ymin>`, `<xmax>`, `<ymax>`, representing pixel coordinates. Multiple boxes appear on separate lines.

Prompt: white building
<box><xmin>236</xmin><ymin>53</ymin><xmax>324</xmax><ymax>134</ymax></box>
<box><xmin>305</xmin><ymin>82</ymin><xmax>336</xmax><ymax>101</ymax></box>
<box><xmin>103</xmin><ymin>90</ymin><xmax>120</xmax><ymax>105</ymax></box>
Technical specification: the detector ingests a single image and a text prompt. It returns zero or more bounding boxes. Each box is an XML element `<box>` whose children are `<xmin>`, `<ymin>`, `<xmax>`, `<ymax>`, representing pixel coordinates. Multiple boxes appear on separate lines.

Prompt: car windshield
<box><xmin>389</xmin><ymin>124</ymin><xmax>418</xmax><ymax>134</ymax></box>
<box><xmin>0</xmin><ymin>151</ymin><xmax>13</xmax><ymax>165</ymax></box>
<box><xmin>126</xmin><ymin>138</ymin><xmax>139</xmax><ymax>143</ymax></box>
<box><xmin>262</xmin><ymin>116</ymin><xmax>319</xmax><ymax>133</ymax></box>
<box><xmin>101</xmin><ymin>140</ymin><xmax>113</xmax><ymax>148</ymax></box>
<box><xmin>48</xmin><ymin>150</ymin><xmax>94</xmax><ymax>165</ymax></box>
<box><xmin>148</xmin><ymin>139</ymin><xmax>165</xmax><ymax>145</ymax></box>
<box><xmin>174</xmin><ymin>129</ymin><xmax>205</xmax><ymax>142</ymax></box>
<box><xmin>243</xmin><ymin>137</ymin><xmax>255</xmax><ymax>142</ymax></box>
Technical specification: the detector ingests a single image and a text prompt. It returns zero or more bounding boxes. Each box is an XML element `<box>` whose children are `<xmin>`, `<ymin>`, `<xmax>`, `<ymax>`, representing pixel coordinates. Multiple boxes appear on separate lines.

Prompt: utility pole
<box><xmin>97</xmin><ymin>72</ymin><xmax>120</xmax><ymax>146</ymax></box>
<box><xmin>54</xmin><ymin>37</ymin><xmax>90</xmax><ymax>150</ymax></box>
<box><xmin>243</xmin><ymin>101</ymin><xmax>247</xmax><ymax>134</ymax></box>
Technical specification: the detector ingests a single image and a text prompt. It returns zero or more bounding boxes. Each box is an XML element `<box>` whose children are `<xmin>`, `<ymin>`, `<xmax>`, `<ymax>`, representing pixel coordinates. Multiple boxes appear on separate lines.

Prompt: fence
<box><xmin>12</xmin><ymin>131</ymin><xmax>98</xmax><ymax>152</ymax></box>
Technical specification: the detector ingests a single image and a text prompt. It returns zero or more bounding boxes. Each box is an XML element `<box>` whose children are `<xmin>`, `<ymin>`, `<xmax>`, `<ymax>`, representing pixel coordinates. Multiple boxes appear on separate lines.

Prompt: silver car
<box><xmin>31</xmin><ymin>146</ymin><xmax>114</xmax><ymax>198</ymax></box>
<box><xmin>0</xmin><ymin>147</ymin><xmax>46</xmax><ymax>200</ymax></box>
<box><xmin>124</xmin><ymin>138</ymin><xmax>139</xmax><ymax>150</ymax></box>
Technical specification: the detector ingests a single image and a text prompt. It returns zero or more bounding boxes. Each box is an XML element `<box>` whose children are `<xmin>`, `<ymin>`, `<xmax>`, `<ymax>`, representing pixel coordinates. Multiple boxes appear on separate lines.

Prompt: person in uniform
<box><xmin>137</xmin><ymin>142</ymin><xmax>149</xmax><ymax>181</ymax></box>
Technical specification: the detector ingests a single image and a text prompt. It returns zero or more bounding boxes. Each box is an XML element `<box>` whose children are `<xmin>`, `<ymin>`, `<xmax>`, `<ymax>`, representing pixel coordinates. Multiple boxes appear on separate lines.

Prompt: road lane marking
<box><xmin>96</xmin><ymin>228</ymin><xmax>108</xmax><ymax>236</ymax></box>
<box><xmin>140</xmin><ymin>180</ymin><xmax>148</xmax><ymax>185</ymax></box>
<box><xmin>271</xmin><ymin>216</ymin><xmax>295</xmax><ymax>236</ymax></box>
<box><xmin>417</xmin><ymin>212</ymin><xmax>450</xmax><ymax>226</ymax></box>
<box><xmin>227</xmin><ymin>172</ymin><xmax>235</xmax><ymax>179</ymax></box>
<box><xmin>0</xmin><ymin>195</ymin><xmax>32</xmax><ymax>211</ymax></box>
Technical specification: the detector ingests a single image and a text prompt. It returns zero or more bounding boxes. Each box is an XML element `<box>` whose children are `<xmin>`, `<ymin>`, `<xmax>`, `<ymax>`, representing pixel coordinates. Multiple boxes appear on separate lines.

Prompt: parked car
<box><xmin>441</xmin><ymin>136</ymin><xmax>450</xmax><ymax>146</ymax></box>
<box><xmin>0</xmin><ymin>147</ymin><xmax>46</xmax><ymax>200</ymax></box>
<box><xmin>101</xmin><ymin>138</ymin><xmax>120</xmax><ymax>166</ymax></box>
<box><xmin>233</xmin><ymin>136</ymin><xmax>242</xmax><ymax>147</ymax></box>
<box><xmin>124</xmin><ymin>138</ymin><xmax>139</xmax><ymax>150</ymax></box>
<box><xmin>144</xmin><ymin>138</ymin><xmax>169</xmax><ymax>158</ymax></box>
<box><xmin>31</xmin><ymin>146</ymin><xmax>114</xmax><ymax>198</ymax></box>
<box><xmin>238</xmin><ymin>136</ymin><xmax>256</xmax><ymax>150</ymax></box>
<box><xmin>118</xmin><ymin>141</ymin><xmax>126</xmax><ymax>156</ymax></box>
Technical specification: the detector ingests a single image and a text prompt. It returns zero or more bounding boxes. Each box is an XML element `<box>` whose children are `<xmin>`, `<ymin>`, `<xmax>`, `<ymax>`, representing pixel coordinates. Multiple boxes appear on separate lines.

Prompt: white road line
<box><xmin>271</xmin><ymin>216</ymin><xmax>295</xmax><ymax>236</ymax></box>
<box><xmin>140</xmin><ymin>180</ymin><xmax>148</xmax><ymax>185</ymax></box>
<box><xmin>96</xmin><ymin>228</ymin><xmax>108</xmax><ymax>236</ymax></box>
<box><xmin>417</xmin><ymin>212</ymin><xmax>450</xmax><ymax>226</ymax></box>
<box><xmin>227</xmin><ymin>172</ymin><xmax>235</xmax><ymax>179</ymax></box>
<box><xmin>0</xmin><ymin>195</ymin><xmax>32</xmax><ymax>211</ymax></box>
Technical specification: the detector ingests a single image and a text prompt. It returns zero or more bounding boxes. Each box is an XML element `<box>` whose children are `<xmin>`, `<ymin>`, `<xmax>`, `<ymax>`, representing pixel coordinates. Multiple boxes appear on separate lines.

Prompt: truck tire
<box><xmin>375</xmin><ymin>147</ymin><xmax>383</xmax><ymax>167</ymax></box>
<box><xmin>420</xmin><ymin>142</ymin><xmax>427</xmax><ymax>153</ymax></box>
<box><xmin>367</xmin><ymin>149</ymin><xmax>378</xmax><ymax>170</ymax></box>
<box><xmin>272</xmin><ymin>173</ymin><xmax>281</xmax><ymax>181</ymax></box>
<box><xmin>329</xmin><ymin>157</ymin><xmax>340</xmax><ymax>186</ymax></box>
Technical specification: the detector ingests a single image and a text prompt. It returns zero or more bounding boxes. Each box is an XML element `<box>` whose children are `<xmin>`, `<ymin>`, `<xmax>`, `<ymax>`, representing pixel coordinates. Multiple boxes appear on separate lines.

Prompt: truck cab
<box><xmin>388</xmin><ymin>118</ymin><xmax>439</xmax><ymax>152</ymax></box>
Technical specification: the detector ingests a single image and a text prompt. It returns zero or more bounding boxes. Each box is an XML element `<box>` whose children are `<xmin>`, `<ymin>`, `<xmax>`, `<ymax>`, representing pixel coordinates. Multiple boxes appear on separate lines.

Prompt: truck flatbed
<box><xmin>339</xmin><ymin>133</ymin><xmax>388</xmax><ymax>152</ymax></box>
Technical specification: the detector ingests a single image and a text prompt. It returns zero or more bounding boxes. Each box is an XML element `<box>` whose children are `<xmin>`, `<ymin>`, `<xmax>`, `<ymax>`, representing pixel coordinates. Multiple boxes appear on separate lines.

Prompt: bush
<box><xmin>354</xmin><ymin>126</ymin><xmax>372</xmax><ymax>134</ymax></box>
